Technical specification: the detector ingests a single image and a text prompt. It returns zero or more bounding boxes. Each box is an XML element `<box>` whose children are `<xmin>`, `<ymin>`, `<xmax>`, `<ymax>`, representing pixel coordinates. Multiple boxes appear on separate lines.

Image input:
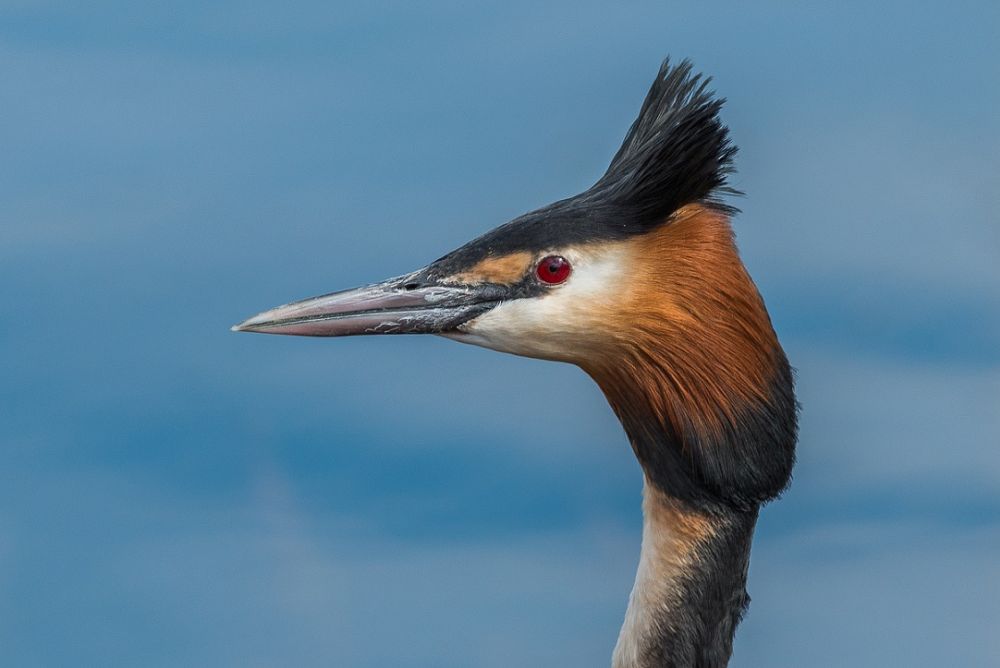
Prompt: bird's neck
<box><xmin>613</xmin><ymin>482</ymin><xmax>758</xmax><ymax>668</ymax></box>
<box><xmin>576</xmin><ymin>206</ymin><xmax>796</xmax><ymax>665</ymax></box>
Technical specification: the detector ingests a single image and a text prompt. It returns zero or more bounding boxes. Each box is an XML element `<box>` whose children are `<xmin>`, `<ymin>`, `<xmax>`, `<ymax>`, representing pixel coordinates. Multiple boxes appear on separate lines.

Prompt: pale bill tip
<box><xmin>231</xmin><ymin>314</ymin><xmax>269</xmax><ymax>333</ymax></box>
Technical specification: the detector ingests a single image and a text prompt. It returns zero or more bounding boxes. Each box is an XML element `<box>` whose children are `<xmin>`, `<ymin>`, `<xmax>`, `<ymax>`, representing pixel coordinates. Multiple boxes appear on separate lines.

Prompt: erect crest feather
<box><xmin>593</xmin><ymin>58</ymin><xmax>738</xmax><ymax>226</ymax></box>
<box><xmin>425</xmin><ymin>58</ymin><xmax>739</xmax><ymax>272</ymax></box>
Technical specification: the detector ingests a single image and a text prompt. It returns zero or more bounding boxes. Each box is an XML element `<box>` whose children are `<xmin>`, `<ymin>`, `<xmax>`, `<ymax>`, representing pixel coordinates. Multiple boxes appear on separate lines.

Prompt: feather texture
<box><xmin>595</xmin><ymin>58</ymin><xmax>739</xmax><ymax>225</ymax></box>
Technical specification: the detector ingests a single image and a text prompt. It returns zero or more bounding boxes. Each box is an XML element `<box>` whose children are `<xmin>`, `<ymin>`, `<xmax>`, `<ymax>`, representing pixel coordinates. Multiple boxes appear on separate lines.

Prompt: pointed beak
<box><xmin>232</xmin><ymin>270</ymin><xmax>505</xmax><ymax>337</ymax></box>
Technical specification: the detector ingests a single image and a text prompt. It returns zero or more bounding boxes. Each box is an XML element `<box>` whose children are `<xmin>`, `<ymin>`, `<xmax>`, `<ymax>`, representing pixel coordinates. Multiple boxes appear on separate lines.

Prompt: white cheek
<box><xmin>445</xmin><ymin>246</ymin><xmax>626</xmax><ymax>359</ymax></box>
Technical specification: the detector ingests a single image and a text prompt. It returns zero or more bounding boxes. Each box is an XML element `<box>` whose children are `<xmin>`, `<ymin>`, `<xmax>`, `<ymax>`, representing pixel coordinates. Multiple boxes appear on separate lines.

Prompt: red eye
<box><xmin>536</xmin><ymin>255</ymin><xmax>571</xmax><ymax>284</ymax></box>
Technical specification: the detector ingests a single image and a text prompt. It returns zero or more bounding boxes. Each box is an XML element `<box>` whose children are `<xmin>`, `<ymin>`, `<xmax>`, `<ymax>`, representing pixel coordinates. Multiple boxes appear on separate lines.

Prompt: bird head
<box><xmin>234</xmin><ymin>60</ymin><xmax>796</xmax><ymax>510</ymax></box>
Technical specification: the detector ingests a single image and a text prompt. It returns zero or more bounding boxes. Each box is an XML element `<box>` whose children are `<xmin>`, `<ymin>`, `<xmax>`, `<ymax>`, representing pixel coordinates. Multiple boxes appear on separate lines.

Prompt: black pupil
<box><xmin>547</xmin><ymin>261</ymin><xmax>559</xmax><ymax>272</ymax></box>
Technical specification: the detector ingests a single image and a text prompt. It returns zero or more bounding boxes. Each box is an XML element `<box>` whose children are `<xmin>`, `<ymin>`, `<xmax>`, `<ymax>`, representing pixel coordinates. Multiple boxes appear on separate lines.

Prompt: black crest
<box><xmin>430</xmin><ymin>59</ymin><xmax>738</xmax><ymax>272</ymax></box>
<box><xmin>594</xmin><ymin>57</ymin><xmax>738</xmax><ymax>225</ymax></box>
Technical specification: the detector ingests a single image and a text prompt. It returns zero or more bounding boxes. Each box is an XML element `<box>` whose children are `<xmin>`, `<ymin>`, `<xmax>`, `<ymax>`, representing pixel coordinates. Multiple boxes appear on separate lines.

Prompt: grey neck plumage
<box><xmin>612</xmin><ymin>483</ymin><xmax>759</xmax><ymax>668</ymax></box>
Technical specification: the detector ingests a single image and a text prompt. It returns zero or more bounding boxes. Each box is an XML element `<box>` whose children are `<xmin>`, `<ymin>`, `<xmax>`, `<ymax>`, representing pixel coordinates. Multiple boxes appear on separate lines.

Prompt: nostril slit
<box><xmin>402</xmin><ymin>282</ymin><xmax>420</xmax><ymax>291</ymax></box>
